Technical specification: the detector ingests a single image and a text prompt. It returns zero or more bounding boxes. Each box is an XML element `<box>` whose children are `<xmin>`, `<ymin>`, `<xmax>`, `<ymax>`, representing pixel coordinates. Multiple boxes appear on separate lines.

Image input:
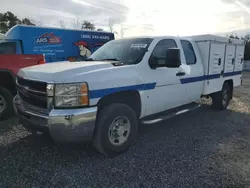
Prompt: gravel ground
<box><xmin>0</xmin><ymin>73</ymin><xmax>250</xmax><ymax>188</ymax></box>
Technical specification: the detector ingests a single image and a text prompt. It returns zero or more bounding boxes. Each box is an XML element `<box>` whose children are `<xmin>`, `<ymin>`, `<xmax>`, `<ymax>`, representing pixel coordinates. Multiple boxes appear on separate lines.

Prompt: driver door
<box><xmin>143</xmin><ymin>39</ymin><xmax>186</xmax><ymax>115</ymax></box>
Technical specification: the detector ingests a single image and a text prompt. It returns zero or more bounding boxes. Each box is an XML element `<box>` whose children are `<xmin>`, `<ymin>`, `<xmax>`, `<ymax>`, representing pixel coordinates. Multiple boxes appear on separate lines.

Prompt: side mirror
<box><xmin>165</xmin><ymin>48</ymin><xmax>181</xmax><ymax>68</ymax></box>
<box><xmin>149</xmin><ymin>56</ymin><xmax>159</xmax><ymax>69</ymax></box>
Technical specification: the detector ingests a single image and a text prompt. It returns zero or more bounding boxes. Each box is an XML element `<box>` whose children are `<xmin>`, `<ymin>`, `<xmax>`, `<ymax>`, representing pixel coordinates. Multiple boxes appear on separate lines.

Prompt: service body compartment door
<box><xmin>234</xmin><ymin>45</ymin><xmax>245</xmax><ymax>72</ymax></box>
<box><xmin>209</xmin><ymin>43</ymin><xmax>225</xmax><ymax>76</ymax></box>
<box><xmin>224</xmin><ymin>44</ymin><xmax>236</xmax><ymax>73</ymax></box>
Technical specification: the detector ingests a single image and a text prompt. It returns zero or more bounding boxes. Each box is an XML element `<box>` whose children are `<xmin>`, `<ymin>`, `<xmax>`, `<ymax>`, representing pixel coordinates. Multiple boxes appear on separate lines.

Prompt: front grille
<box><xmin>17</xmin><ymin>77</ymin><xmax>47</xmax><ymax>94</ymax></box>
<box><xmin>22</xmin><ymin>100</ymin><xmax>49</xmax><ymax>116</ymax></box>
<box><xmin>16</xmin><ymin>77</ymin><xmax>47</xmax><ymax>109</ymax></box>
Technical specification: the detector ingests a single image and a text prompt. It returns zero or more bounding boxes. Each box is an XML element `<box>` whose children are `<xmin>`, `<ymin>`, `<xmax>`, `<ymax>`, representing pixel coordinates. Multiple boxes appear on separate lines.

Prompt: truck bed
<box><xmin>0</xmin><ymin>54</ymin><xmax>44</xmax><ymax>74</ymax></box>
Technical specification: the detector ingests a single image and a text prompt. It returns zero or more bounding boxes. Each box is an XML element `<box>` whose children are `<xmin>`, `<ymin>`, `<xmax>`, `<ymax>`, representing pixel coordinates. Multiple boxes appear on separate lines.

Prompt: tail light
<box><xmin>38</xmin><ymin>54</ymin><xmax>46</xmax><ymax>64</ymax></box>
<box><xmin>38</xmin><ymin>58</ymin><xmax>45</xmax><ymax>64</ymax></box>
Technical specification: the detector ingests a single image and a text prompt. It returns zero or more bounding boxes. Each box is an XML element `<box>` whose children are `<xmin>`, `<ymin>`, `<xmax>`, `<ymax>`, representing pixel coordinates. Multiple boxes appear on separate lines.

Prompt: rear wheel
<box><xmin>93</xmin><ymin>103</ymin><xmax>138</xmax><ymax>156</ymax></box>
<box><xmin>212</xmin><ymin>82</ymin><xmax>232</xmax><ymax>110</ymax></box>
<box><xmin>0</xmin><ymin>87</ymin><xmax>14</xmax><ymax>120</ymax></box>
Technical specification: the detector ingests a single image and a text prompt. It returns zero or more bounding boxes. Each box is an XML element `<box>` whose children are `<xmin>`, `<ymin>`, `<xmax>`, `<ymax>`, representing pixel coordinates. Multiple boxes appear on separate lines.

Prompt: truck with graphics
<box><xmin>5</xmin><ymin>25</ymin><xmax>114</xmax><ymax>62</ymax></box>
<box><xmin>0</xmin><ymin>25</ymin><xmax>114</xmax><ymax>120</ymax></box>
<box><xmin>14</xmin><ymin>35</ymin><xmax>245</xmax><ymax>156</ymax></box>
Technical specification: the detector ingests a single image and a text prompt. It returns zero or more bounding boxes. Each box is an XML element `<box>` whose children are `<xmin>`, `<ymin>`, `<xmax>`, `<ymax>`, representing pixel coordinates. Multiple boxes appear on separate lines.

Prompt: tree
<box><xmin>0</xmin><ymin>11</ymin><xmax>35</xmax><ymax>34</ymax></box>
<box><xmin>108</xmin><ymin>18</ymin><xmax>115</xmax><ymax>33</ymax></box>
<box><xmin>21</xmin><ymin>18</ymin><xmax>35</xmax><ymax>26</ymax></box>
<box><xmin>97</xmin><ymin>28</ymin><xmax>104</xmax><ymax>31</ymax></box>
<box><xmin>0</xmin><ymin>11</ymin><xmax>20</xmax><ymax>33</ymax></box>
<box><xmin>81</xmin><ymin>20</ymin><xmax>95</xmax><ymax>30</ymax></box>
<box><xmin>59</xmin><ymin>20</ymin><xmax>66</xmax><ymax>28</ymax></box>
<box><xmin>73</xmin><ymin>17</ymin><xmax>81</xmax><ymax>29</ymax></box>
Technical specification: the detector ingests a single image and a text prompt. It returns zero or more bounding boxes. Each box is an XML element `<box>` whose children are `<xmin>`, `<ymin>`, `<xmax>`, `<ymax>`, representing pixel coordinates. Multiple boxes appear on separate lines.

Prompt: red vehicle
<box><xmin>0</xmin><ymin>36</ymin><xmax>45</xmax><ymax>120</ymax></box>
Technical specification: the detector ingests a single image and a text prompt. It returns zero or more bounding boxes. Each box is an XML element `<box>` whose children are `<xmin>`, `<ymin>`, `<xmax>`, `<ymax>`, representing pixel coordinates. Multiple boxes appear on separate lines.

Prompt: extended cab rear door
<box><xmin>178</xmin><ymin>39</ymin><xmax>204</xmax><ymax>102</ymax></box>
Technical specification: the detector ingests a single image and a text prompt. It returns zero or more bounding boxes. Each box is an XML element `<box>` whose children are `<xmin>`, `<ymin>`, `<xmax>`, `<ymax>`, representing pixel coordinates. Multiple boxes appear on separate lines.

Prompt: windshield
<box><xmin>0</xmin><ymin>40</ymin><xmax>16</xmax><ymax>54</ymax></box>
<box><xmin>89</xmin><ymin>38</ymin><xmax>153</xmax><ymax>65</ymax></box>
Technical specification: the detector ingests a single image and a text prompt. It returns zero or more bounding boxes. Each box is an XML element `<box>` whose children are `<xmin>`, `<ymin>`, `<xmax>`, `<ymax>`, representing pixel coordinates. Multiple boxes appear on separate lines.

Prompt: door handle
<box><xmin>176</xmin><ymin>72</ymin><xmax>185</xmax><ymax>76</ymax></box>
<box><xmin>218</xmin><ymin>58</ymin><xmax>221</xmax><ymax>66</ymax></box>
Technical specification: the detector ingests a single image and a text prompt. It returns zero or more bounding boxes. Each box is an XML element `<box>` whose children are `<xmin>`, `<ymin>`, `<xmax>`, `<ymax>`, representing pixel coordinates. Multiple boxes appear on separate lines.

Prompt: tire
<box><xmin>212</xmin><ymin>82</ymin><xmax>232</xmax><ymax>110</ymax></box>
<box><xmin>0</xmin><ymin>87</ymin><xmax>14</xmax><ymax>121</ymax></box>
<box><xmin>93</xmin><ymin>103</ymin><xmax>138</xmax><ymax>156</ymax></box>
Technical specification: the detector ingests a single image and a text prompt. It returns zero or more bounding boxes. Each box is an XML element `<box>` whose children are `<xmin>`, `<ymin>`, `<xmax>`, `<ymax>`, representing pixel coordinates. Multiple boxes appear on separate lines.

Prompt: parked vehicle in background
<box><xmin>0</xmin><ymin>34</ymin><xmax>45</xmax><ymax>120</ymax></box>
<box><xmin>14</xmin><ymin>35</ymin><xmax>245</xmax><ymax>156</ymax></box>
<box><xmin>5</xmin><ymin>25</ymin><xmax>114</xmax><ymax>62</ymax></box>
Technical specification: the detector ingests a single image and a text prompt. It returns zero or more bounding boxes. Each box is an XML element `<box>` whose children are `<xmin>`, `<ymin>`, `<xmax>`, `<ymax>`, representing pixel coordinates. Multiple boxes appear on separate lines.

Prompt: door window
<box><xmin>149</xmin><ymin>39</ymin><xmax>177</xmax><ymax>68</ymax></box>
<box><xmin>180</xmin><ymin>40</ymin><xmax>196</xmax><ymax>65</ymax></box>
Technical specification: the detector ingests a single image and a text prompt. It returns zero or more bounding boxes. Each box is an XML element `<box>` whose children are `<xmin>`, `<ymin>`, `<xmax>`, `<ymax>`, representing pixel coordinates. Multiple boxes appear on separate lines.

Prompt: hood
<box><xmin>18</xmin><ymin>61</ymin><xmax>114</xmax><ymax>83</ymax></box>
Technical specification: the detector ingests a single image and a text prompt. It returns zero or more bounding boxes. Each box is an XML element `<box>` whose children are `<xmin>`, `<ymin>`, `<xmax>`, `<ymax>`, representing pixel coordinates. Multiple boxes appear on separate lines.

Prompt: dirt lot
<box><xmin>0</xmin><ymin>73</ymin><xmax>250</xmax><ymax>188</ymax></box>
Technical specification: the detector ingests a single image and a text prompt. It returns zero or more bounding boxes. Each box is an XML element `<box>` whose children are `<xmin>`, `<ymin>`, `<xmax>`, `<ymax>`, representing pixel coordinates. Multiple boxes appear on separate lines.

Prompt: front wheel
<box><xmin>93</xmin><ymin>103</ymin><xmax>138</xmax><ymax>156</ymax></box>
<box><xmin>0</xmin><ymin>87</ymin><xmax>14</xmax><ymax>121</ymax></box>
<box><xmin>212</xmin><ymin>82</ymin><xmax>232</xmax><ymax>110</ymax></box>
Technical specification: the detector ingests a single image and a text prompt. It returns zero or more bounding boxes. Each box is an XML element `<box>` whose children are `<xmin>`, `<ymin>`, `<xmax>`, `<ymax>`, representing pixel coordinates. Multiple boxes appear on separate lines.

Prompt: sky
<box><xmin>0</xmin><ymin>0</ymin><xmax>250</xmax><ymax>37</ymax></box>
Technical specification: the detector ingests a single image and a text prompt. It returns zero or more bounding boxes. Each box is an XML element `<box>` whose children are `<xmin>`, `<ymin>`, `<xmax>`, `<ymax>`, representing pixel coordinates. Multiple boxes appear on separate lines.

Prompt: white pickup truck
<box><xmin>14</xmin><ymin>35</ymin><xmax>245</xmax><ymax>156</ymax></box>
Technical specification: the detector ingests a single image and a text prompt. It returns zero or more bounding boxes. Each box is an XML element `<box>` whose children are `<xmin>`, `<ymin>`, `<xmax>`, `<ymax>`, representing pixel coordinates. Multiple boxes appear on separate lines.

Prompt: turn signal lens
<box><xmin>38</xmin><ymin>59</ymin><xmax>45</xmax><ymax>64</ymax></box>
<box><xmin>80</xmin><ymin>95</ymin><xmax>89</xmax><ymax>105</ymax></box>
<box><xmin>81</xmin><ymin>84</ymin><xmax>88</xmax><ymax>93</ymax></box>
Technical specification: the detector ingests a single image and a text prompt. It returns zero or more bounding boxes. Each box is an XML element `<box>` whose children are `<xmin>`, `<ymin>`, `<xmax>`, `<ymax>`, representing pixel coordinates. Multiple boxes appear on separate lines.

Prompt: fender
<box><xmin>0</xmin><ymin>69</ymin><xmax>16</xmax><ymax>81</ymax></box>
<box><xmin>0</xmin><ymin>69</ymin><xmax>17</xmax><ymax>94</ymax></box>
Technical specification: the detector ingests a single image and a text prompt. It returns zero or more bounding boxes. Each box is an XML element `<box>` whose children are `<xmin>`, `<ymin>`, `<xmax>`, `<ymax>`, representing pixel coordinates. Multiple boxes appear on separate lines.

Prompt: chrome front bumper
<box><xmin>13</xmin><ymin>95</ymin><xmax>97</xmax><ymax>143</ymax></box>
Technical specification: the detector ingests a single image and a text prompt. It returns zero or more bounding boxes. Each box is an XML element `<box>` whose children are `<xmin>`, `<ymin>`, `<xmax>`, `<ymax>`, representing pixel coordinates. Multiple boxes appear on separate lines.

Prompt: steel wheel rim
<box><xmin>222</xmin><ymin>88</ymin><xmax>229</xmax><ymax>107</ymax></box>
<box><xmin>108</xmin><ymin>116</ymin><xmax>131</xmax><ymax>146</ymax></box>
<box><xmin>0</xmin><ymin>94</ymin><xmax>6</xmax><ymax>114</ymax></box>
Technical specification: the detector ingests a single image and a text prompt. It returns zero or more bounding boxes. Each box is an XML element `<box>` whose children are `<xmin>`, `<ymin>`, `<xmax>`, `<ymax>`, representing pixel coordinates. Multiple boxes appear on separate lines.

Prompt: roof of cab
<box><xmin>121</xmin><ymin>36</ymin><xmax>181</xmax><ymax>40</ymax></box>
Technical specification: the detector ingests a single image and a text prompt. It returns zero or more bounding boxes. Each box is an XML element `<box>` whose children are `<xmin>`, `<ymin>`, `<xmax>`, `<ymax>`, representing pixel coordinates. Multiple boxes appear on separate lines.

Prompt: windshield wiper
<box><xmin>100</xmin><ymin>58</ymin><xmax>120</xmax><ymax>61</ymax></box>
<box><xmin>85</xmin><ymin>58</ymin><xmax>93</xmax><ymax>61</ymax></box>
<box><xmin>85</xmin><ymin>58</ymin><xmax>124</xmax><ymax>65</ymax></box>
<box><xmin>100</xmin><ymin>58</ymin><xmax>125</xmax><ymax>66</ymax></box>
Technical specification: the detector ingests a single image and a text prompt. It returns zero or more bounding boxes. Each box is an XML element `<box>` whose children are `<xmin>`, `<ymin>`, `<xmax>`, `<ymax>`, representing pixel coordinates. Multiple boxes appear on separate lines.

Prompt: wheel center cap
<box><xmin>116</xmin><ymin>126</ymin><xmax>124</xmax><ymax>136</ymax></box>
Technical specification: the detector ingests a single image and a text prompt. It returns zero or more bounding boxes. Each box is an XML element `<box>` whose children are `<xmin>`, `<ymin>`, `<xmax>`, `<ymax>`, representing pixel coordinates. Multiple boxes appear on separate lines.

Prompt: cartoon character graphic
<box><xmin>68</xmin><ymin>41</ymin><xmax>106</xmax><ymax>62</ymax></box>
<box><xmin>73</xmin><ymin>40</ymin><xmax>91</xmax><ymax>60</ymax></box>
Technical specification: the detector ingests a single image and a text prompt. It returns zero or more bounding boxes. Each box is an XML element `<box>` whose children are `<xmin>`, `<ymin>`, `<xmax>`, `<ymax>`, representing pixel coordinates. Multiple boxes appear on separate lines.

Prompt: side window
<box><xmin>180</xmin><ymin>40</ymin><xmax>196</xmax><ymax>65</ymax></box>
<box><xmin>149</xmin><ymin>39</ymin><xmax>177</xmax><ymax>67</ymax></box>
<box><xmin>0</xmin><ymin>41</ymin><xmax>17</xmax><ymax>54</ymax></box>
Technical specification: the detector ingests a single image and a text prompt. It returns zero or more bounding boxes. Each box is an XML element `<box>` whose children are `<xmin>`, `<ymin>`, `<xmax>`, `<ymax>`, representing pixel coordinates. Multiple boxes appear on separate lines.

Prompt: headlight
<box><xmin>54</xmin><ymin>83</ymin><xmax>89</xmax><ymax>108</ymax></box>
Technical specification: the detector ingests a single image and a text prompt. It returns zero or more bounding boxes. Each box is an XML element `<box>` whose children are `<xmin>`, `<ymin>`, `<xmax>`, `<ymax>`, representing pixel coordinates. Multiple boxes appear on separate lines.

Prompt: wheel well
<box><xmin>0</xmin><ymin>70</ymin><xmax>16</xmax><ymax>95</ymax></box>
<box><xmin>224</xmin><ymin>79</ymin><xmax>233</xmax><ymax>99</ymax></box>
<box><xmin>97</xmin><ymin>90</ymin><xmax>142</xmax><ymax>118</ymax></box>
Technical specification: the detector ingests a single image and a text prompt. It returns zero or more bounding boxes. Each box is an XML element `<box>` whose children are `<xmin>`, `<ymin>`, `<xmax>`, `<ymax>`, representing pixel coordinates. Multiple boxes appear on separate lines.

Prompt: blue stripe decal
<box><xmin>180</xmin><ymin>75</ymin><xmax>205</xmax><ymax>84</ymax></box>
<box><xmin>89</xmin><ymin>82</ymin><xmax>156</xmax><ymax>99</ymax></box>
<box><xmin>180</xmin><ymin>71</ymin><xmax>242</xmax><ymax>84</ymax></box>
<box><xmin>206</xmin><ymin>74</ymin><xmax>221</xmax><ymax>80</ymax></box>
<box><xmin>224</xmin><ymin>71</ymin><xmax>242</xmax><ymax>77</ymax></box>
<box><xmin>180</xmin><ymin>74</ymin><xmax>220</xmax><ymax>84</ymax></box>
<box><xmin>89</xmin><ymin>71</ymin><xmax>242</xmax><ymax>99</ymax></box>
